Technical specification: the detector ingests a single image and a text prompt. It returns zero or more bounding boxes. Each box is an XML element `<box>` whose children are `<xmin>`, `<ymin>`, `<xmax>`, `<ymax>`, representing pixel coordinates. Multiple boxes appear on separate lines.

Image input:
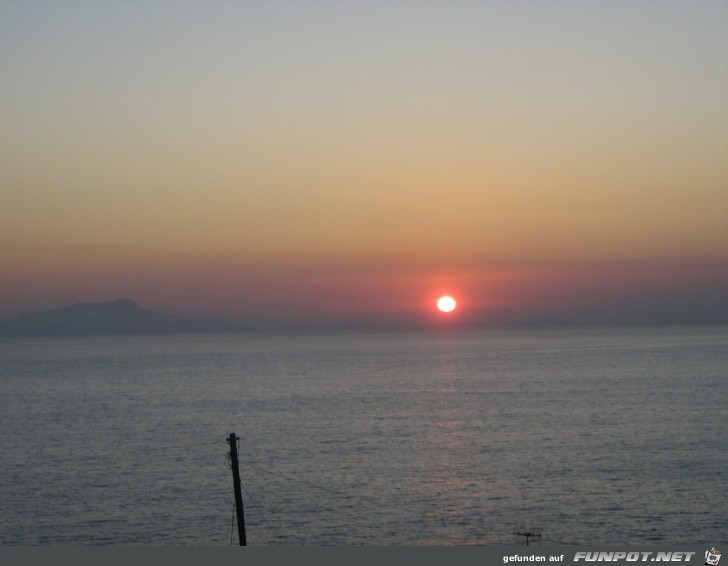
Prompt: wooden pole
<box><xmin>228</xmin><ymin>433</ymin><xmax>247</xmax><ymax>546</ymax></box>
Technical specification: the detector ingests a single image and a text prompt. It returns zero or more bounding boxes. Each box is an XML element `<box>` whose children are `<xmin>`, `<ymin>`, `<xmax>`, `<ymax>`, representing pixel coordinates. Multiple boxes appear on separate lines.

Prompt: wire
<box><xmin>243</xmin><ymin>462</ymin><xmax>354</xmax><ymax>500</ymax></box>
<box><xmin>240</xmin><ymin>479</ymin><xmax>279</xmax><ymax>542</ymax></box>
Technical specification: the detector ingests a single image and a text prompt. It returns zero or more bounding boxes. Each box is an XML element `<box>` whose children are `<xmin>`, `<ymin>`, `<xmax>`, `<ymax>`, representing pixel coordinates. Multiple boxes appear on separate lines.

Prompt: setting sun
<box><xmin>437</xmin><ymin>296</ymin><xmax>457</xmax><ymax>313</ymax></box>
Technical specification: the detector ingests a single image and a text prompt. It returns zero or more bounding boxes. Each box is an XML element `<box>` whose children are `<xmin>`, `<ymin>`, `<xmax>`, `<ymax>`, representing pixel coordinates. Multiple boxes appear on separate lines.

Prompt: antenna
<box><xmin>514</xmin><ymin>524</ymin><xmax>542</xmax><ymax>546</ymax></box>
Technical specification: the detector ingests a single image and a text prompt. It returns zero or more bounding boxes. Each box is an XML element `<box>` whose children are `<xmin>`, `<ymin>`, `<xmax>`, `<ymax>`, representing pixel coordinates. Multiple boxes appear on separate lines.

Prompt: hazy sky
<box><xmin>1</xmin><ymin>1</ymin><xmax>727</xmax><ymax>328</ymax></box>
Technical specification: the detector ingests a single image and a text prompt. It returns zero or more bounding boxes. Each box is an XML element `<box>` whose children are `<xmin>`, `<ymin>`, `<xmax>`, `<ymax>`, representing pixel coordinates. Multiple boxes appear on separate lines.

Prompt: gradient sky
<box><xmin>1</xmin><ymin>1</ymin><xmax>727</xmax><ymax>329</ymax></box>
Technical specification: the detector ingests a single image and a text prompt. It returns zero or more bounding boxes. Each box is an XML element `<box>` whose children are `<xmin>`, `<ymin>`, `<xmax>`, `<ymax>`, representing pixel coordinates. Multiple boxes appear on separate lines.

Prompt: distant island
<box><xmin>0</xmin><ymin>298</ymin><xmax>242</xmax><ymax>337</ymax></box>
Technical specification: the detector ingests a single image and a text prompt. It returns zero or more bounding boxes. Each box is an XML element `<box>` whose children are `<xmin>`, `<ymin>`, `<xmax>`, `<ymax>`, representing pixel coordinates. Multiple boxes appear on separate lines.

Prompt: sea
<box><xmin>0</xmin><ymin>325</ymin><xmax>725</xmax><ymax>546</ymax></box>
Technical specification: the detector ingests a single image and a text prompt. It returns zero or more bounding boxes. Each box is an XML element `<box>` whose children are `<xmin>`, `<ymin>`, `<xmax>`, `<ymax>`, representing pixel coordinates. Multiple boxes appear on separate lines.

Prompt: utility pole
<box><xmin>227</xmin><ymin>433</ymin><xmax>247</xmax><ymax>546</ymax></box>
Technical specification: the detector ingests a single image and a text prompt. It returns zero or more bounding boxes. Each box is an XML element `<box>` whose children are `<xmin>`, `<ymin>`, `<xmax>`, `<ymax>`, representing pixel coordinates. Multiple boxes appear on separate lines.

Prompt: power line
<box><xmin>242</xmin><ymin>463</ymin><xmax>353</xmax><ymax>500</ymax></box>
<box><xmin>240</xmin><ymin>480</ymin><xmax>280</xmax><ymax>542</ymax></box>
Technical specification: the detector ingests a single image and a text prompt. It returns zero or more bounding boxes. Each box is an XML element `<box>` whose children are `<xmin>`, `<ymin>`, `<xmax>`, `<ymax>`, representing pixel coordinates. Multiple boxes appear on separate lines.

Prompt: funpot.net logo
<box><xmin>573</xmin><ymin>551</ymin><xmax>698</xmax><ymax>562</ymax></box>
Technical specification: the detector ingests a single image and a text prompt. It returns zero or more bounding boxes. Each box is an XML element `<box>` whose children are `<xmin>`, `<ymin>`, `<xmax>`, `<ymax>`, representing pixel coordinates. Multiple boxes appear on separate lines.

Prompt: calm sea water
<box><xmin>1</xmin><ymin>326</ymin><xmax>725</xmax><ymax>546</ymax></box>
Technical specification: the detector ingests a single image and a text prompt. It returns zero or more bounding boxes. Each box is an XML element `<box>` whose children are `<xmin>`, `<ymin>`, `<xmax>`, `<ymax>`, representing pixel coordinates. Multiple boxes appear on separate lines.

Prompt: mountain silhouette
<box><xmin>0</xmin><ymin>298</ymin><xmax>242</xmax><ymax>336</ymax></box>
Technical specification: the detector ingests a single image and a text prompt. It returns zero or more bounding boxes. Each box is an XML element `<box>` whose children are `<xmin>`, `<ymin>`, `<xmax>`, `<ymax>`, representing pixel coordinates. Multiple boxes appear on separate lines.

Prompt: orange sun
<box><xmin>437</xmin><ymin>295</ymin><xmax>457</xmax><ymax>313</ymax></box>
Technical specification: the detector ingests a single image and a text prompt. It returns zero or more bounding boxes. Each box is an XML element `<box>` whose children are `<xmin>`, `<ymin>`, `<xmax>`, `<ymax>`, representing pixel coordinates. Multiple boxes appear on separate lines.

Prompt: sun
<box><xmin>437</xmin><ymin>295</ymin><xmax>457</xmax><ymax>313</ymax></box>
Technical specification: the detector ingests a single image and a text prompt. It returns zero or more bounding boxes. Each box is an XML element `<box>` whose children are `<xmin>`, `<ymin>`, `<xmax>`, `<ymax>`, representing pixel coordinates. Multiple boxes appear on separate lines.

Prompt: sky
<box><xmin>1</xmin><ymin>1</ymin><xmax>727</xmax><ymax>330</ymax></box>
